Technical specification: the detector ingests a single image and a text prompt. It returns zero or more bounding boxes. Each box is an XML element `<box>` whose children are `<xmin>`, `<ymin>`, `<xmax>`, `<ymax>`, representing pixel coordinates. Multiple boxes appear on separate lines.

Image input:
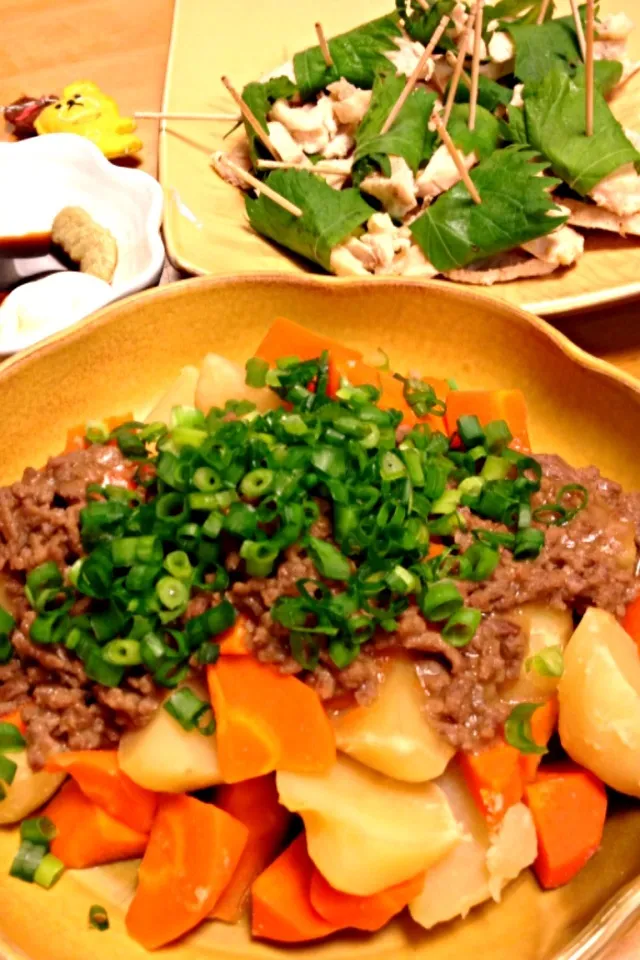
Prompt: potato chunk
<box><xmin>409</xmin><ymin>762</ymin><xmax>537</xmax><ymax>929</ymax></box>
<box><xmin>195</xmin><ymin>354</ymin><xmax>280</xmax><ymax>415</ymax></box>
<box><xmin>330</xmin><ymin>654</ymin><xmax>454</xmax><ymax>781</ymax></box>
<box><xmin>0</xmin><ymin>752</ymin><xmax>65</xmax><ymax>825</ymax></box>
<box><xmin>559</xmin><ymin>607</ymin><xmax>640</xmax><ymax>796</ymax></box>
<box><xmin>118</xmin><ymin>682</ymin><xmax>222</xmax><ymax>792</ymax></box>
<box><xmin>277</xmin><ymin>754</ymin><xmax>460</xmax><ymax>896</ymax></box>
<box><xmin>505</xmin><ymin>604</ymin><xmax>573</xmax><ymax>701</ymax></box>
<box><xmin>145</xmin><ymin>366</ymin><xmax>200</xmax><ymax>424</ymax></box>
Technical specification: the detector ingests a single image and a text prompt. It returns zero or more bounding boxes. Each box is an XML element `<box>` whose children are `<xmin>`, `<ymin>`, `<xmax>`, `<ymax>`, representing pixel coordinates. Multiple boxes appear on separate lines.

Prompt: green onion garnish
<box><xmin>0</xmin><ymin>722</ymin><xmax>26</xmax><ymax>752</ymax></box>
<box><xmin>420</xmin><ymin>581</ymin><xmax>464</xmax><ymax>622</ymax></box>
<box><xmin>89</xmin><ymin>905</ymin><xmax>110</xmax><ymax>931</ymax></box>
<box><xmin>0</xmin><ymin>754</ymin><xmax>18</xmax><ymax>785</ymax></box>
<box><xmin>34</xmin><ymin>853</ymin><xmax>65</xmax><ymax>889</ymax></box>
<box><xmin>10</xmin><ymin>841</ymin><xmax>46</xmax><ymax>882</ymax></box>
<box><xmin>526</xmin><ymin>645</ymin><xmax>565</xmax><ymax>678</ymax></box>
<box><xmin>20</xmin><ymin>817</ymin><xmax>57</xmax><ymax>846</ymax></box>
<box><xmin>245</xmin><ymin>357</ymin><xmax>269</xmax><ymax>388</ymax></box>
<box><xmin>504</xmin><ymin>703</ymin><xmax>548</xmax><ymax>755</ymax></box>
<box><xmin>102</xmin><ymin>639</ymin><xmax>143</xmax><ymax>666</ymax></box>
<box><xmin>441</xmin><ymin>607</ymin><xmax>482</xmax><ymax>647</ymax></box>
<box><xmin>164</xmin><ymin>688</ymin><xmax>211</xmax><ymax>732</ymax></box>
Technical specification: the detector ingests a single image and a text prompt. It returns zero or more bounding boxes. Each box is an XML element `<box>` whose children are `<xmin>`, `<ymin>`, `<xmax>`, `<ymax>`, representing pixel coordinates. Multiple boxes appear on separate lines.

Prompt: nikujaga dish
<box><xmin>1</xmin><ymin>317</ymin><xmax>640</xmax><ymax>949</ymax></box>
<box><xmin>213</xmin><ymin>0</ymin><xmax>640</xmax><ymax>285</ymax></box>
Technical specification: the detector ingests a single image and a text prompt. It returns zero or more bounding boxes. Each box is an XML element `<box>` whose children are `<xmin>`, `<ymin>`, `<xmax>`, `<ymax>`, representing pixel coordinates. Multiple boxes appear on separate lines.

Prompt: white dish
<box><xmin>0</xmin><ymin>134</ymin><xmax>165</xmax><ymax>352</ymax></box>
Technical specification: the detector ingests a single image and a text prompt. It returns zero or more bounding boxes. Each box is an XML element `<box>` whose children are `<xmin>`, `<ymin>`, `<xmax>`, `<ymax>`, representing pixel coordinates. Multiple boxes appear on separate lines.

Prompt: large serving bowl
<box><xmin>1</xmin><ymin>275</ymin><xmax>640</xmax><ymax>960</ymax></box>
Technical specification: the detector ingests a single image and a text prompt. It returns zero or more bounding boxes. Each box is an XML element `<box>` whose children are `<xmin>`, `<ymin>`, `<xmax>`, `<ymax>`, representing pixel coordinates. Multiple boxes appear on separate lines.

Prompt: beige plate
<box><xmin>160</xmin><ymin>0</ymin><xmax>640</xmax><ymax>316</ymax></box>
<box><xmin>1</xmin><ymin>275</ymin><xmax>640</xmax><ymax>958</ymax></box>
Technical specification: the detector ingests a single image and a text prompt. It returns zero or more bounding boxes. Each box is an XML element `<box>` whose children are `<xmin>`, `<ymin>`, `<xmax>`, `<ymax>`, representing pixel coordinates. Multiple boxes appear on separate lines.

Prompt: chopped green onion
<box><xmin>306</xmin><ymin>537</ymin><xmax>351</xmax><ymax>581</ymax></box>
<box><xmin>526</xmin><ymin>645</ymin><xmax>564</xmax><ymax>678</ymax></box>
<box><xmin>103</xmin><ymin>639</ymin><xmax>142</xmax><ymax>666</ymax></box>
<box><xmin>20</xmin><ymin>817</ymin><xmax>57</xmax><ymax>846</ymax></box>
<box><xmin>328</xmin><ymin>640</ymin><xmax>360</xmax><ymax>669</ymax></box>
<box><xmin>380</xmin><ymin>451</ymin><xmax>406</xmax><ymax>481</ymax></box>
<box><xmin>83</xmin><ymin>647</ymin><xmax>125</xmax><ymax>687</ymax></box>
<box><xmin>463</xmin><ymin>543</ymin><xmax>499</xmax><ymax>581</ymax></box>
<box><xmin>192</xmin><ymin>466</ymin><xmax>221</xmax><ymax>493</ymax></box>
<box><xmin>239</xmin><ymin>540</ymin><xmax>279</xmax><ymax>577</ymax></box>
<box><xmin>0</xmin><ymin>754</ymin><xmax>18</xmax><ymax>785</ymax></box>
<box><xmin>513</xmin><ymin>527</ymin><xmax>545</xmax><ymax>560</ymax></box>
<box><xmin>431</xmin><ymin>489</ymin><xmax>461</xmax><ymax>515</ymax></box>
<box><xmin>457</xmin><ymin>415</ymin><xmax>484</xmax><ymax>448</ymax></box>
<box><xmin>164</xmin><ymin>550</ymin><xmax>193</xmax><ymax>581</ymax></box>
<box><xmin>240</xmin><ymin>469</ymin><xmax>274</xmax><ymax>499</ymax></box>
<box><xmin>504</xmin><ymin>703</ymin><xmax>548</xmax><ymax>755</ymax></box>
<box><xmin>89</xmin><ymin>905</ymin><xmax>110</xmax><ymax>931</ymax></box>
<box><xmin>419</xmin><ymin>581</ymin><xmax>464</xmax><ymax>622</ymax></box>
<box><xmin>164</xmin><ymin>687</ymin><xmax>210</xmax><ymax>731</ymax></box>
<box><xmin>197</xmin><ymin>642</ymin><xmax>220</xmax><ymax>665</ymax></box>
<box><xmin>484</xmin><ymin>420</ymin><xmax>512</xmax><ymax>454</ymax></box>
<box><xmin>290</xmin><ymin>633</ymin><xmax>320</xmax><ymax>670</ymax></box>
<box><xmin>441</xmin><ymin>607</ymin><xmax>482</xmax><ymax>646</ymax></box>
<box><xmin>156</xmin><ymin>577</ymin><xmax>189</xmax><ymax>610</ymax></box>
<box><xmin>223</xmin><ymin>502</ymin><xmax>258</xmax><ymax>538</ymax></box>
<box><xmin>10</xmin><ymin>841</ymin><xmax>46</xmax><ymax>882</ymax></box>
<box><xmin>34</xmin><ymin>853</ymin><xmax>65</xmax><ymax>889</ymax></box>
<box><xmin>245</xmin><ymin>357</ymin><xmax>269</xmax><ymax>388</ymax></box>
<box><xmin>481</xmin><ymin>455</ymin><xmax>511</xmax><ymax>482</ymax></box>
<box><xmin>0</xmin><ymin>722</ymin><xmax>26</xmax><ymax>752</ymax></box>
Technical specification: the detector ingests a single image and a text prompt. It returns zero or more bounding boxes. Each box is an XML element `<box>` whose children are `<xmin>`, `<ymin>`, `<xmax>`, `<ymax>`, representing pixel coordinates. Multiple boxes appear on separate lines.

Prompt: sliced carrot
<box><xmin>126</xmin><ymin>794</ymin><xmax>248</xmax><ymax>950</ymax></box>
<box><xmin>254</xmin><ymin>317</ymin><xmax>362</xmax><ymax>396</ymax></box>
<box><xmin>45</xmin><ymin>749</ymin><xmax>157</xmax><ymax>834</ymax></box>
<box><xmin>252</xmin><ymin>834</ymin><xmax>340</xmax><ymax>943</ymax></box>
<box><xmin>211</xmin><ymin>774</ymin><xmax>291</xmax><ymax>923</ymax></box>
<box><xmin>427</xmin><ymin>542</ymin><xmax>446</xmax><ymax>559</ymax></box>
<box><xmin>309</xmin><ymin>867</ymin><xmax>425</xmax><ymax>932</ymax></box>
<box><xmin>525</xmin><ymin>762</ymin><xmax>607</xmax><ymax>889</ymax></box>
<box><xmin>44</xmin><ymin>780</ymin><xmax>148</xmax><ymax>868</ymax></box>
<box><xmin>445</xmin><ymin>390</ymin><xmax>531</xmax><ymax>452</ymax></box>
<box><xmin>0</xmin><ymin>709</ymin><xmax>26</xmax><ymax>735</ymax></box>
<box><xmin>207</xmin><ymin>657</ymin><xmax>336</xmax><ymax>783</ymax></box>
<box><xmin>218</xmin><ymin>615</ymin><xmax>251</xmax><ymax>656</ymax></box>
<box><xmin>622</xmin><ymin>596</ymin><xmax>640</xmax><ymax>652</ymax></box>
<box><xmin>459</xmin><ymin>740</ymin><xmax>524</xmax><ymax>825</ymax></box>
<box><xmin>520</xmin><ymin>697</ymin><xmax>558</xmax><ymax>784</ymax></box>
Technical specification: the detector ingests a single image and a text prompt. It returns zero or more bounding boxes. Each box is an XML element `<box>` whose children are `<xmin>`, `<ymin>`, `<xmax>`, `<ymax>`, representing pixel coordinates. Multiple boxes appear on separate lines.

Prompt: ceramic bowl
<box><xmin>1</xmin><ymin>275</ymin><xmax>640</xmax><ymax>960</ymax></box>
<box><xmin>0</xmin><ymin>133</ymin><xmax>164</xmax><ymax>351</ymax></box>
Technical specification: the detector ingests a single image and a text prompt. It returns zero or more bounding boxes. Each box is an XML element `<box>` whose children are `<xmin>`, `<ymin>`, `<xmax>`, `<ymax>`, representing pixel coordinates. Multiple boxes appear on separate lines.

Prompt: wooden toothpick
<box><xmin>221</xmin><ymin>76</ymin><xmax>282</xmax><ymax>160</ymax></box>
<box><xmin>443</xmin><ymin>11</ymin><xmax>476</xmax><ymax>127</ymax></box>
<box><xmin>432</xmin><ymin>113</ymin><xmax>482</xmax><ymax>203</ymax></box>
<box><xmin>536</xmin><ymin>0</ymin><xmax>552</xmax><ymax>25</ymax></box>
<box><xmin>380</xmin><ymin>14</ymin><xmax>451</xmax><ymax>135</ymax></box>
<box><xmin>212</xmin><ymin>153</ymin><xmax>303</xmax><ymax>216</ymax></box>
<box><xmin>568</xmin><ymin>0</ymin><xmax>587</xmax><ymax>59</ymax></box>
<box><xmin>135</xmin><ymin>111</ymin><xmax>240</xmax><ymax>121</ymax></box>
<box><xmin>469</xmin><ymin>0</ymin><xmax>484</xmax><ymax>131</ymax></box>
<box><xmin>585</xmin><ymin>0</ymin><xmax>595</xmax><ymax>135</ymax></box>
<box><xmin>315</xmin><ymin>22</ymin><xmax>334</xmax><ymax>67</ymax></box>
<box><xmin>257</xmin><ymin>158</ymin><xmax>351</xmax><ymax>175</ymax></box>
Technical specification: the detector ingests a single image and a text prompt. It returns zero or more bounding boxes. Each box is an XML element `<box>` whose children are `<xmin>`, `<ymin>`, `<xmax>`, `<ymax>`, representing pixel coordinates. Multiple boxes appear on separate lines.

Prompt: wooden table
<box><xmin>1</xmin><ymin>1</ymin><xmax>640</xmax><ymax>957</ymax></box>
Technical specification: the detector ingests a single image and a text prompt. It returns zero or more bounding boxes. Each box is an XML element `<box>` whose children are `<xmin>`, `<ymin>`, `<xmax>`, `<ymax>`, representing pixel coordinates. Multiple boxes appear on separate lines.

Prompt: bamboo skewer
<box><xmin>443</xmin><ymin>11</ymin><xmax>477</xmax><ymax>127</ymax></box>
<box><xmin>568</xmin><ymin>0</ymin><xmax>587</xmax><ymax>59</ymax></box>
<box><xmin>380</xmin><ymin>14</ymin><xmax>451</xmax><ymax>135</ymax></box>
<box><xmin>315</xmin><ymin>22</ymin><xmax>334</xmax><ymax>67</ymax></box>
<box><xmin>221</xmin><ymin>75</ymin><xmax>282</xmax><ymax>160</ymax></box>
<box><xmin>469</xmin><ymin>0</ymin><xmax>484</xmax><ymax>130</ymax></box>
<box><xmin>257</xmin><ymin>159</ymin><xmax>352</xmax><ymax>175</ymax></box>
<box><xmin>135</xmin><ymin>111</ymin><xmax>240</xmax><ymax>121</ymax></box>
<box><xmin>212</xmin><ymin>153</ymin><xmax>303</xmax><ymax>216</ymax></box>
<box><xmin>536</xmin><ymin>0</ymin><xmax>552</xmax><ymax>25</ymax></box>
<box><xmin>432</xmin><ymin>113</ymin><xmax>482</xmax><ymax>203</ymax></box>
<box><xmin>585</xmin><ymin>0</ymin><xmax>595</xmax><ymax>135</ymax></box>
<box><xmin>416</xmin><ymin>0</ymin><xmax>430</xmax><ymax>10</ymax></box>
<box><xmin>446</xmin><ymin>49</ymin><xmax>472</xmax><ymax>88</ymax></box>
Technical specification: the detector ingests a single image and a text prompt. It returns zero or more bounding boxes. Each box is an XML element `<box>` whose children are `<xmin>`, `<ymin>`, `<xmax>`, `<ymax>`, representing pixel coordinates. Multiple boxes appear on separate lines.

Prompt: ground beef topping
<box><xmin>0</xmin><ymin>432</ymin><xmax>639</xmax><ymax>765</ymax></box>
